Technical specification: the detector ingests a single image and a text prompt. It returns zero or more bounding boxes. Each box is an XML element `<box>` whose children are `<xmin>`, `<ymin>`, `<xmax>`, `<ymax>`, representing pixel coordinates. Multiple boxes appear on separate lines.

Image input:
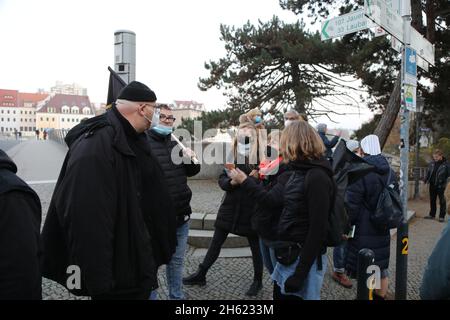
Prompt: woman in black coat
<box><xmin>183</xmin><ymin>122</ymin><xmax>264</xmax><ymax>296</ymax></box>
<box><xmin>345</xmin><ymin>135</ymin><xmax>396</xmax><ymax>300</ymax></box>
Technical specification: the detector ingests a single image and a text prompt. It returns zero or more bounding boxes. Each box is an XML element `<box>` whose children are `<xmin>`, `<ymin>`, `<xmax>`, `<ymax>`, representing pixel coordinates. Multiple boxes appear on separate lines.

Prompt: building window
<box><xmin>20</xmin><ymin>111</ymin><xmax>23</xmax><ymax>114</ymax></box>
<box><xmin>40</xmin><ymin>117</ymin><xmax>43</xmax><ymax>121</ymax></box>
<box><xmin>46</xmin><ymin>118</ymin><xmax>49</xmax><ymax>121</ymax></box>
<box><xmin>52</xmin><ymin>118</ymin><xmax>55</xmax><ymax>122</ymax></box>
<box><xmin>20</xmin><ymin>126</ymin><xmax>23</xmax><ymax>131</ymax></box>
<box><xmin>62</xmin><ymin>118</ymin><xmax>64</xmax><ymax>122</ymax></box>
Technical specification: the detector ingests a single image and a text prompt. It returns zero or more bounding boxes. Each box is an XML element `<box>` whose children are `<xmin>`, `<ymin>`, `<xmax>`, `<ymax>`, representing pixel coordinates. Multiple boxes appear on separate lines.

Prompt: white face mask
<box><xmin>284</xmin><ymin>120</ymin><xmax>294</xmax><ymax>127</ymax></box>
<box><xmin>237</xmin><ymin>143</ymin><xmax>251</xmax><ymax>156</ymax></box>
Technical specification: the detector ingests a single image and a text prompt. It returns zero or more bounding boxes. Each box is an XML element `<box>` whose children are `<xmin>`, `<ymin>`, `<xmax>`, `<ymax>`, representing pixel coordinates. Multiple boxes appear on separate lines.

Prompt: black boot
<box><xmin>245</xmin><ymin>280</ymin><xmax>262</xmax><ymax>296</ymax></box>
<box><xmin>183</xmin><ymin>266</ymin><xmax>207</xmax><ymax>286</ymax></box>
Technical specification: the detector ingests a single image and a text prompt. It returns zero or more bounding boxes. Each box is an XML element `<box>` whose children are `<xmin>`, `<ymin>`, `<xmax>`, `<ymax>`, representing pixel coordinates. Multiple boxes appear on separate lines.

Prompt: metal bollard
<box><xmin>356</xmin><ymin>248</ymin><xmax>375</xmax><ymax>300</ymax></box>
<box><xmin>395</xmin><ymin>219</ymin><xmax>409</xmax><ymax>300</ymax></box>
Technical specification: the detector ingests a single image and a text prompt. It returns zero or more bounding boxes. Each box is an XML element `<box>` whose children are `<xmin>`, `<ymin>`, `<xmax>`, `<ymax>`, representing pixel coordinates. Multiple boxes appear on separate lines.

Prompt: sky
<box><xmin>0</xmin><ymin>0</ymin><xmax>374</xmax><ymax>130</ymax></box>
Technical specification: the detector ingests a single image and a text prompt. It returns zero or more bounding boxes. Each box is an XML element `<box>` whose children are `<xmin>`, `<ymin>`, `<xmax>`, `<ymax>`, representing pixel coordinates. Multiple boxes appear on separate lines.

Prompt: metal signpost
<box><xmin>322</xmin><ymin>0</ymin><xmax>435</xmax><ymax>300</ymax></box>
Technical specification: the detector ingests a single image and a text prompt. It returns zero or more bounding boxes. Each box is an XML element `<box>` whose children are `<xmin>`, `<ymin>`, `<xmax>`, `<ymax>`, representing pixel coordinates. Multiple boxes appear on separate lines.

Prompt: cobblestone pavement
<box><xmin>31</xmin><ymin>180</ymin><xmax>448</xmax><ymax>300</ymax></box>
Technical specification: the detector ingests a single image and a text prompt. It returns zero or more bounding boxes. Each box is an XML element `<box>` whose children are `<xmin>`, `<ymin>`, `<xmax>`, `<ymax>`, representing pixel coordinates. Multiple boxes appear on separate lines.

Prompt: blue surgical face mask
<box><xmin>152</xmin><ymin>124</ymin><xmax>173</xmax><ymax>136</ymax></box>
<box><xmin>255</xmin><ymin>116</ymin><xmax>262</xmax><ymax>124</ymax></box>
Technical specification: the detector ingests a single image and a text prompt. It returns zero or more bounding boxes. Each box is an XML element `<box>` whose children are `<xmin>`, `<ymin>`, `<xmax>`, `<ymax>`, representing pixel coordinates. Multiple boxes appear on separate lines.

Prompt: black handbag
<box><xmin>274</xmin><ymin>244</ymin><xmax>302</xmax><ymax>266</ymax></box>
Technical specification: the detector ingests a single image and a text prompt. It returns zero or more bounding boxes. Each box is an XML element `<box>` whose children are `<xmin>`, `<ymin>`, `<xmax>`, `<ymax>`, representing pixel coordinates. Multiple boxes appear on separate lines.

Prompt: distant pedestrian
<box><xmin>0</xmin><ymin>149</ymin><xmax>42</xmax><ymax>299</ymax></box>
<box><xmin>35</xmin><ymin>129</ymin><xmax>40</xmax><ymax>140</ymax></box>
<box><xmin>43</xmin><ymin>130</ymin><xmax>47</xmax><ymax>140</ymax></box>
<box><xmin>424</xmin><ymin>149</ymin><xmax>449</xmax><ymax>222</ymax></box>
<box><xmin>420</xmin><ymin>219</ymin><xmax>450</xmax><ymax>300</ymax></box>
<box><xmin>14</xmin><ymin>129</ymin><xmax>18</xmax><ymax>140</ymax></box>
<box><xmin>345</xmin><ymin>135</ymin><xmax>396</xmax><ymax>300</ymax></box>
<box><xmin>317</xmin><ymin>123</ymin><xmax>341</xmax><ymax>161</ymax></box>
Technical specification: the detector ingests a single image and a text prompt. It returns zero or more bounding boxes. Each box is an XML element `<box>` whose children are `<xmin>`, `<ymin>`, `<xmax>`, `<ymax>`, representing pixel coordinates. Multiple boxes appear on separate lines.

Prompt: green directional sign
<box><xmin>321</xmin><ymin>9</ymin><xmax>375</xmax><ymax>41</ymax></box>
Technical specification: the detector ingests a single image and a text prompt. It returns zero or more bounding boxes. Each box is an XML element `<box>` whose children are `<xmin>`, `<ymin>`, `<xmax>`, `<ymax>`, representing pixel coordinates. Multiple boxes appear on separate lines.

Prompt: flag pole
<box><xmin>171</xmin><ymin>133</ymin><xmax>200</xmax><ymax>165</ymax></box>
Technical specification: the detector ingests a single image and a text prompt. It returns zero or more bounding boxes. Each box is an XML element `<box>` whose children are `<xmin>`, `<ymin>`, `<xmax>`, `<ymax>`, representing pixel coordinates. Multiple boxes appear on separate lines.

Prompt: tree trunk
<box><xmin>374</xmin><ymin>76</ymin><xmax>401</xmax><ymax>148</ymax></box>
<box><xmin>411</xmin><ymin>0</ymin><xmax>424</xmax><ymax>32</ymax></box>
<box><xmin>289</xmin><ymin>60</ymin><xmax>307</xmax><ymax>115</ymax></box>
<box><xmin>426</xmin><ymin>0</ymin><xmax>436</xmax><ymax>43</ymax></box>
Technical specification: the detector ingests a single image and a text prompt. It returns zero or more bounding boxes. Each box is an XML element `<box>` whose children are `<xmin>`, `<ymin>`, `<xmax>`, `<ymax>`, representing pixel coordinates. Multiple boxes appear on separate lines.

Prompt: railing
<box><xmin>409</xmin><ymin>167</ymin><xmax>427</xmax><ymax>180</ymax></box>
<box><xmin>47</xmin><ymin>129</ymin><xmax>69</xmax><ymax>146</ymax></box>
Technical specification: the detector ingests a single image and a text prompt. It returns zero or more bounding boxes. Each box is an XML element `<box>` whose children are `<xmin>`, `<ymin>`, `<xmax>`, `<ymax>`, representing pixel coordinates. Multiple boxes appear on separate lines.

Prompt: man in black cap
<box><xmin>41</xmin><ymin>81</ymin><xmax>177</xmax><ymax>299</ymax></box>
<box><xmin>0</xmin><ymin>149</ymin><xmax>42</xmax><ymax>300</ymax></box>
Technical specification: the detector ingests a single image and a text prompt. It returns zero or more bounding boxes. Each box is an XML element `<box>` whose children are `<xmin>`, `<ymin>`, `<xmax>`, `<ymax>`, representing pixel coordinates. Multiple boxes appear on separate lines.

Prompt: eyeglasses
<box><xmin>160</xmin><ymin>114</ymin><xmax>176</xmax><ymax>122</ymax></box>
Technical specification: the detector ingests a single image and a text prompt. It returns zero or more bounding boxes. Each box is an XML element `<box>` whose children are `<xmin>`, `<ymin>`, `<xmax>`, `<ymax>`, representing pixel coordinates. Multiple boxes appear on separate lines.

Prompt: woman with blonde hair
<box><xmin>183</xmin><ymin>122</ymin><xmax>264</xmax><ymax>296</ymax></box>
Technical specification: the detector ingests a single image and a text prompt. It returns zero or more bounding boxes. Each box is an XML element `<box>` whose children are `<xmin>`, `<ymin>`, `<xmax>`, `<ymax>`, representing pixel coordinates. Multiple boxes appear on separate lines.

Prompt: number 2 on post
<box><xmin>402</xmin><ymin>237</ymin><xmax>409</xmax><ymax>255</ymax></box>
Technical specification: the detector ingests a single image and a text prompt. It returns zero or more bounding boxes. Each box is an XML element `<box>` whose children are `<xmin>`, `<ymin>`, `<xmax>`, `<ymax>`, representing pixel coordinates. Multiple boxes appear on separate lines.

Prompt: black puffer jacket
<box><xmin>0</xmin><ymin>149</ymin><xmax>42</xmax><ymax>300</ymax></box>
<box><xmin>277</xmin><ymin>159</ymin><xmax>334</xmax><ymax>288</ymax></box>
<box><xmin>147</xmin><ymin>130</ymin><xmax>200</xmax><ymax>226</ymax></box>
<box><xmin>240</xmin><ymin>163</ymin><xmax>289</xmax><ymax>241</ymax></box>
<box><xmin>345</xmin><ymin>154</ymin><xmax>395</xmax><ymax>275</ymax></box>
<box><xmin>215</xmin><ymin>162</ymin><xmax>258</xmax><ymax>237</ymax></box>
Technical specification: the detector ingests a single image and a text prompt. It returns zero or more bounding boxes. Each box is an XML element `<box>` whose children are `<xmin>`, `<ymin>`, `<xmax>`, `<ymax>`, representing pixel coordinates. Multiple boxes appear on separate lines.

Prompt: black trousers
<box><xmin>429</xmin><ymin>186</ymin><xmax>447</xmax><ymax>219</ymax></box>
<box><xmin>200</xmin><ymin>226</ymin><xmax>263</xmax><ymax>282</ymax></box>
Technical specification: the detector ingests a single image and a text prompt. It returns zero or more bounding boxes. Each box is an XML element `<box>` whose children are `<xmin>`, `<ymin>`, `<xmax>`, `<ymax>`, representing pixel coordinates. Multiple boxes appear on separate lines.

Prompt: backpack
<box><xmin>368</xmin><ymin>170</ymin><xmax>403</xmax><ymax>230</ymax></box>
<box><xmin>305</xmin><ymin>169</ymin><xmax>349</xmax><ymax>248</ymax></box>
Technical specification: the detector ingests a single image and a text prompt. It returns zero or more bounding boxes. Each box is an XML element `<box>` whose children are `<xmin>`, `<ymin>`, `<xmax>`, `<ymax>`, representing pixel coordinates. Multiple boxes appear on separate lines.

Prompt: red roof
<box><xmin>0</xmin><ymin>89</ymin><xmax>18</xmax><ymax>107</ymax></box>
<box><xmin>37</xmin><ymin>94</ymin><xmax>93</xmax><ymax>114</ymax></box>
<box><xmin>18</xmin><ymin>92</ymin><xmax>49</xmax><ymax>107</ymax></box>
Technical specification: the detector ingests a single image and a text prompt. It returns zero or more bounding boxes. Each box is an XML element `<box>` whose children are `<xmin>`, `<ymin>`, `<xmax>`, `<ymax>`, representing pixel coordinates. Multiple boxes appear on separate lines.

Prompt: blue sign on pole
<box><xmin>405</xmin><ymin>46</ymin><xmax>417</xmax><ymax>85</ymax></box>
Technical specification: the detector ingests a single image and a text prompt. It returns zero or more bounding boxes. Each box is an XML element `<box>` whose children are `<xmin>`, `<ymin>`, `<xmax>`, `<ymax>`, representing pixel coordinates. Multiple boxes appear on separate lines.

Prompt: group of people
<box><xmin>35</xmin><ymin>129</ymin><xmax>48</xmax><ymax>140</ymax></box>
<box><xmin>0</xmin><ymin>80</ymin><xmax>449</xmax><ymax>300</ymax></box>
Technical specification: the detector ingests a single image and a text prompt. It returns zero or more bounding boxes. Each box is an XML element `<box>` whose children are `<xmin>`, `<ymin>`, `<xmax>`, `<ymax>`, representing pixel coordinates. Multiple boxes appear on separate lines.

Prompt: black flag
<box><xmin>106</xmin><ymin>66</ymin><xmax>126</xmax><ymax>109</ymax></box>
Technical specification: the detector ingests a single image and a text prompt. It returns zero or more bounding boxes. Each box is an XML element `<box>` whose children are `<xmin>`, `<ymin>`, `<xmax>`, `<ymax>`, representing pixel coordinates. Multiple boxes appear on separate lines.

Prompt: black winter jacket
<box><xmin>278</xmin><ymin>159</ymin><xmax>334</xmax><ymax>288</ymax></box>
<box><xmin>0</xmin><ymin>149</ymin><xmax>42</xmax><ymax>300</ymax></box>
<box><xmin>147</xmin><ymin>130</ymin><xmax>200</xmax><ymax>226</ymax></box>
<box><xmin>41</xmin><ymin>108</ymin><xmax>176</xmax><ymax>298</ymax></box>
<box><xmin>425</xmin><ymin>158</ymin><xmax>449</xmax><ymax>190</ymax></box>
<box><xmin>345</xmin><ymin>154</ymin><xmax>395</xmax><ymax>275</ymax></box>
<box><xmin>240</xmin><ymin>163</ymin><xmax>289</xmax><ymax>241</ymax></box>
<box><xmin>215</xmin><ymin>162</ymin><xmax>258</xmax><ymax>237</ymax></box>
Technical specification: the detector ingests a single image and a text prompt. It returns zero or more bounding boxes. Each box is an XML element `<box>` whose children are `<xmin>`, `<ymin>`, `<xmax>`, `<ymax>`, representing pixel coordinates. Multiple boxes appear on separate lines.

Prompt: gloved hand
<box><xmin>284</xmin><ymin>274</ymin><xmax>304</xmax><ymax>293</ymax></box>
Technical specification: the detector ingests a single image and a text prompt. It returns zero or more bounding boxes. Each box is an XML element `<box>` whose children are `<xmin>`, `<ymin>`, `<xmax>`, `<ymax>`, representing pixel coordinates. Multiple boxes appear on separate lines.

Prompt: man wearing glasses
<box><xmin>41</xmin><ymin>81</ymin><xmax>177</xmax><ymax>300</ymax></box>
<box><xmin>147</xmin><ymin>104</ymin><xmax>200</xmax><ymax>300</ymax></box>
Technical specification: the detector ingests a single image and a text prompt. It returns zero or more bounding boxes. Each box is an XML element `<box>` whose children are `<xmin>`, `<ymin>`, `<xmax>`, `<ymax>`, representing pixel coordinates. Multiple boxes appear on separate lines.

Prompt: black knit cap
<box><xmin>117</xmin><ymin>81</ymin><xmax>157</xmax><ymax>102</ymax></box>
